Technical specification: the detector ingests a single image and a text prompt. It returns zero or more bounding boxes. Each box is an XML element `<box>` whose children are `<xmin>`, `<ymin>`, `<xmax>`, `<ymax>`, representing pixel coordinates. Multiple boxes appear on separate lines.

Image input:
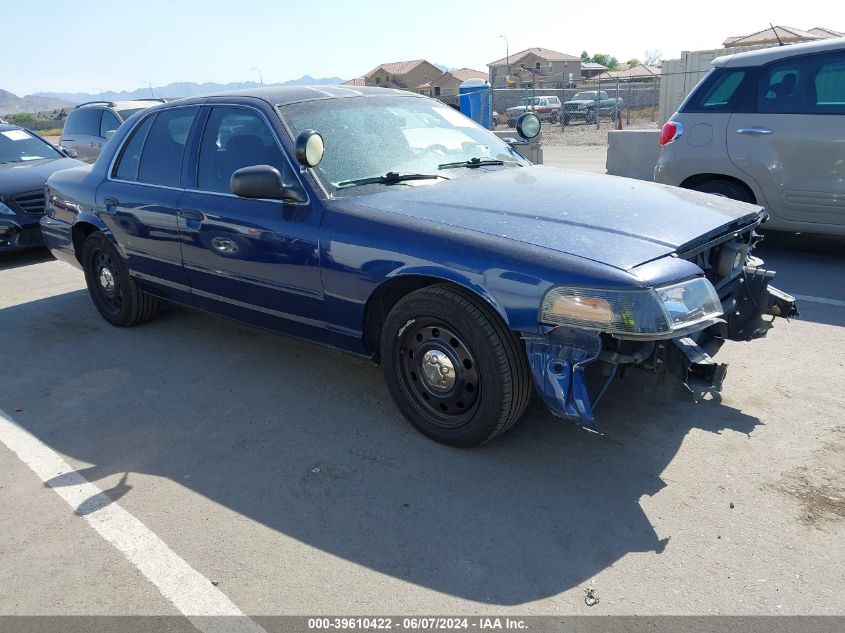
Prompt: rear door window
<box><xmin>758</xmin><ymin>51</ymin><xmax>845</xmax><ymax>114</ymax></box>
<box><xmin>136</xmin><ymin>107</ymin><xmax>198</xmax><ymax>187</ymax></box>
<box><xmin>64</xmin><ymin>108</ymin><xmax>102</xmax><ymax>135</ymax></box>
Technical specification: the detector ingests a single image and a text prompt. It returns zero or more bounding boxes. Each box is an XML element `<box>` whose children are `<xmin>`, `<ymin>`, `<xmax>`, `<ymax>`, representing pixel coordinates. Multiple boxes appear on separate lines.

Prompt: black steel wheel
<box><xmin>381</xmin><ymin>284</ymin><xmax>531</xmax><ymax>447</ymax></box>
<box><xmin>397</xmin><ymin>320</ymin><xmax>481</xmax><ymax>427</ymax></box>
<box><xmin>82</xmin><ymin>232</ymin><xmax>158</xmax><ymax>327</ymax></box>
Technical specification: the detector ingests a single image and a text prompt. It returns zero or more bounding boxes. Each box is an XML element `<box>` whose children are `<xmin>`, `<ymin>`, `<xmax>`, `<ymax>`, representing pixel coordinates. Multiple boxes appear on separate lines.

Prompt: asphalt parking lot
<box><xmin>1</xmin><ymin>228</ymin><xmax>843</xmax><ymax>620</ymax></box>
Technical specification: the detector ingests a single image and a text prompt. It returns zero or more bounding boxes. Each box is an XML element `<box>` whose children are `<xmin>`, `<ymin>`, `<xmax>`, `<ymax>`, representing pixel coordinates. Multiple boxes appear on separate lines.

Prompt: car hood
<box><xmin>0</xmin><ymin>157</ymin><xmax>83</xmax><ymax>195</ymax></box>
<box><xmin>346</xmin><ymin>165</ymin><xmax>762</xmax><ymax>271</ymax></box>
<box><xmin>565</xmin><ymin>100</ymin><xmax>592</xmax><ymax>105</ymax></box>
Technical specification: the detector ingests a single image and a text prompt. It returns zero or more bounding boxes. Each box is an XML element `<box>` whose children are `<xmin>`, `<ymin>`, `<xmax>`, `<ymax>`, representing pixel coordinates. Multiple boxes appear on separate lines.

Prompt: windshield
<box><xmin>0</xmin><ymin>128</ymin><xmax>62</xmax><ymax>163</ymax></box>
<box><xmin>572</xmin><ymin>92</ymin><xmax>598</xmax><ymax>100</ymax></box>
<box><xmin>519</xmin><ymin>97</ymin><xmax>542</xmax><ymax>106</ymax></box>
<box><xmin>116</xmin><ymin>107</ymin><xmax>146</xmax><ymax>120</ymax></box>
<box><xmin>279</xmin><ymin>96</ymin><xmax>528</xmax><ymax>193</ymax></box>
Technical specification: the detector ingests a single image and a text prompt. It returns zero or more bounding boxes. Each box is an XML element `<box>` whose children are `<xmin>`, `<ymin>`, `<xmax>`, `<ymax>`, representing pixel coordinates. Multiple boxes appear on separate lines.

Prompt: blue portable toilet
<box><xmin>459</xmin><ymin>79</ymin><xmax>491</xmax><ymax>129</ymax></box>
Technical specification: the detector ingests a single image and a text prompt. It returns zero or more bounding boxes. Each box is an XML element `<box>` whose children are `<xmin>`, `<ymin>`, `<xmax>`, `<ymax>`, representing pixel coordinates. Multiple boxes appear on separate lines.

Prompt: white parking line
<box><xmin>793</xmin><ymin>294</ymin><xmax>845</xmax><ymax>308</ymax></box>
<box><xmin>0</xmin><ymin>408</ymin><xmax>266</xmax><ymax>633</ymax></box>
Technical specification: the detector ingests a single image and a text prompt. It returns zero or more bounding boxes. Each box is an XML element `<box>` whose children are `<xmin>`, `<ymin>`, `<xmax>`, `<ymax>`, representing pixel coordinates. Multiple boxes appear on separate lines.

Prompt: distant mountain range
<box><xmin>0</xmin><ymin>89</ymin><xmax>76</xmax><ymax>115</ymax></box>
<box><xmin>31</xmin><ymin>75</ymin><xmax>347</xmax><ymax>104</ymax></box>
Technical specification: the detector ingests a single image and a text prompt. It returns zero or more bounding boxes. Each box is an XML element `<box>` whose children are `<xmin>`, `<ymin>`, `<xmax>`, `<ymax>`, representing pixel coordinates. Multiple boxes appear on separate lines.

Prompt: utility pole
<box><xmin>498</xmin><ymin>35</ymin><xmax>509</xmax><ymax>85</ymax></box>
<box><xmin>250</xmin><ymin>67</ymin><xmax>264</xmax><ymax>88</ymax></box>
<box><xmin>144</xmin><ymin>81</ymin><xmax>154</xmax><ymax>98</ymax></box>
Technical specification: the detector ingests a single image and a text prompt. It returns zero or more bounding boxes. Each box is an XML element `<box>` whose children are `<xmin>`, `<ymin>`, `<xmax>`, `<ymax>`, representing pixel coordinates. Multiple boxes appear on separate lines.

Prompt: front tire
<box><xmin>82</xmin><ymin>232</ymin><xmax>158</xmax><ymax>327</ymax></box>
<box><xmin>381</xmin><ymin>284</ymin><xmax>531</xmax><ymax>447</ymax></box>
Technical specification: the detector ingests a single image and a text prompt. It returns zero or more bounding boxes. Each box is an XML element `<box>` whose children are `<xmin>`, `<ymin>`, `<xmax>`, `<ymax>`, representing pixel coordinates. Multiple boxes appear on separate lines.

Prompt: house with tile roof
<box><xmin>417</xmin><ymin>68</ymin><xmax>488</xmax><ymax>97</ymax></box>
<box><xmin>341</xmin><ymin>77</ymin><xmax>365</xmax><ymax>86</ymax></box>
<box><xmin>487</xmin><ymin>47</ymin><xmax>582</xmax><ymax>88</ymax></box>
<box><xmin>596</xmin><ymin>64</ymin><xmax>661</xmax><ymax>82</ymax></box>
<box><xmin>363</xmin><ymin>59</ymin><xmax>443</xmax><ymax>91</ymax></box>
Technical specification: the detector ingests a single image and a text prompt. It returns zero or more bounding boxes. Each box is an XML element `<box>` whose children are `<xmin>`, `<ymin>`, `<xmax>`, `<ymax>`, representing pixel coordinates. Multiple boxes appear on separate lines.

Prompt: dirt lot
<box><xmin>494</xmin><ymin>112</ymin><xmax>660</xmax><ymax>147</ymax></box>
<box><xmin>0</xmin><ymin>234</ymin><xmax>843</xmax><ymax>622</ymax></box>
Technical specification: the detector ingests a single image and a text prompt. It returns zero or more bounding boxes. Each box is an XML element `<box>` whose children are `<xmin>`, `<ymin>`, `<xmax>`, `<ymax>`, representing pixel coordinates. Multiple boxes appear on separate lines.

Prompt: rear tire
<box><xmin>688</xmin><ymin>179</ymin><xmax>754</xmax><ymax>204</ymax></box>
<box><xmin>380</xmin><ymin>284</ymin><xmax>531</xmax><ymax>447</ymax></box>
<box><xmin>82</xmin><ymin>232</ymin><xmax>158</xmax><ymax>327</ymax></box>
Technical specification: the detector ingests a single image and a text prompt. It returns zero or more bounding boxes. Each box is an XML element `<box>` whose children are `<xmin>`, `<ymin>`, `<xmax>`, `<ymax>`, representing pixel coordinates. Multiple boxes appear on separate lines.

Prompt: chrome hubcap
<box><xmin>421</xmin><ymin>349</ymin><xmax>456</xmax><ymax>393</ymax></box>
<box><xmin>99</xmin><ymin>267</ymin><xmax>115</xmax><ymax>292</ymax></box>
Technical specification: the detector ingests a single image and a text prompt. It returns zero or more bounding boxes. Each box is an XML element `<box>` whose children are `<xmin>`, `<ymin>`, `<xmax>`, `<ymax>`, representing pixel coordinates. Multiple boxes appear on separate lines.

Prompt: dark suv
<box><xmin>60</xmin><ymin>99</ymin><xmax>165</xmax><ymax>162</ymax></box>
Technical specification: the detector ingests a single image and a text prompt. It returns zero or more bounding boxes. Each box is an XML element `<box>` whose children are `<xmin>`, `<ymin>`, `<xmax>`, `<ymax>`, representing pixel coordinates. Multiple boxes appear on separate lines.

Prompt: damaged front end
<box><xmin>526</xmin><ymin>220</ymin><xmax>798</xmax><ymax>427</ymax></box>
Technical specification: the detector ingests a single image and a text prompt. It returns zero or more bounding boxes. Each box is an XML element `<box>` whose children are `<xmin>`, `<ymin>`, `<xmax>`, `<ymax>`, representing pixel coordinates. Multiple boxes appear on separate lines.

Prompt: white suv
<box><xmin>655</xmin><ymin>38</ymin><xmax>845</xmax><ymax>236</ymax></box>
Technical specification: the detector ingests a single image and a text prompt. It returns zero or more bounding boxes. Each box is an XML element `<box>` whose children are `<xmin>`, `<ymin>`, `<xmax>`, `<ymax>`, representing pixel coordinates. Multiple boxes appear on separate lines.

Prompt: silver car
<box><xmin>655</xmin><ymin>38</ymin><xmax>845</xmax><ymax>236</ymax></box>
<box><xmin>60</xmin><ymin>99</ymin><xmax>165</xmax><ymax>162</ymax></box>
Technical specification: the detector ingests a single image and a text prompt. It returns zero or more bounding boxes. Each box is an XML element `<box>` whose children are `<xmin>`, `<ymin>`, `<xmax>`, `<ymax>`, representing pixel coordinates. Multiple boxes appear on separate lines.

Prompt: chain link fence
<box><xmin>479</xmin><ymin>70</ymin><xmax>709</xmax><ymax>146</ymax></box>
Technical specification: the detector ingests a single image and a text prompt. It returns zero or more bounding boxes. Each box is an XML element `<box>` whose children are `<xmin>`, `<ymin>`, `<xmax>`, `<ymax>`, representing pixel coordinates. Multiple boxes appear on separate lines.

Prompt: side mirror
<box><xmin>60</xmin><ymin>146</ymin><xmax>78</xmax><ymax>158</ymax></box>
<box><xmin>294</xmin><ymin>129</ymin><xmax>324</xmax><ymax>167</ymax></box>
<box><xmin>516</xmin><ymin>112</ymin><xmax>541</xmax><ymax>140</ymax></box>
<box><xmin>231</xmin><ymin>165</ymin><xmax>306</xmax><ymax>203</ymax></box>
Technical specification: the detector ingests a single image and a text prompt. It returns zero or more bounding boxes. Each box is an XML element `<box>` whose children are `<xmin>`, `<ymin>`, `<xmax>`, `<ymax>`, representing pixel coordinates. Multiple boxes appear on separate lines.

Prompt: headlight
<box><xmin>0</xmin><ymin>200</ymin><xmax>15</xmax><ymax>215</ymax></box>
<box><xmin>540</xmin><ymin>278</ymin><xmax>723</xmax><ymax>337</ymax></box>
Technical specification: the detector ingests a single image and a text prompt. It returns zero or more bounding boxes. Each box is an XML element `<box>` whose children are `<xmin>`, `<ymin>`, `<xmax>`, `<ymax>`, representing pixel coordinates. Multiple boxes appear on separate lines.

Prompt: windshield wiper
<box><xmin>335</xmin><ymin>171</ymin><xmax>448</xmax><ymax>189</ymax></box>
<box><xmin>438</xmin><ymin>157</ymin><xmax>506</xmax><ymax>170</ymax></box>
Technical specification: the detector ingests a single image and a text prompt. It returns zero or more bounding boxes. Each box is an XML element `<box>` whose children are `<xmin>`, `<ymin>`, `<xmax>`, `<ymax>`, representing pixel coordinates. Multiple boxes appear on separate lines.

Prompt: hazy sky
<box><xmin>2</xmin><ymin>0</ymin><xmax>838</xmax><ymax>95</ymax></box>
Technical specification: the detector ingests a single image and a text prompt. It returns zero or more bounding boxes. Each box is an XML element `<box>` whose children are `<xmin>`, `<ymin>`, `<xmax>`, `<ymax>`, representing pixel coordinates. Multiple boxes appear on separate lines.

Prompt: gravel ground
<box><xmin>494</xmin><ymin>119</ymin><xmax>660</xmax><ymax>147</ymax></box>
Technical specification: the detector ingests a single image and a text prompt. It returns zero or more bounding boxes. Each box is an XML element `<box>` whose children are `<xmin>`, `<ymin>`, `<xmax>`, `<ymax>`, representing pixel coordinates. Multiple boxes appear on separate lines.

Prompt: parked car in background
<box><xmin>60</xmin><ymin>99</ymin><xmax>165</xmax><ymax>162</ymax></box>
<box><xmin>506</xmin><ymin>96</ymin><xmax>560</xmax><ymax>126</ymax></box>
<box><xmin>655</xmin><ymin>38</ymin><xmax>845</xmax><ymax>236</ymax></box>
<box><xmin>42</xmin><ymin>87</ymin><xmax>795</xmax><ymax>447</ymax></box>
<box><xmin>0</xmin><ymin>124</ymin><xmax>82</xmax><ymax>252</ymax></box>
<box><xmin>562</xmin><ymin>91</ymin><xmax>623</xmax><ymax>124</ymax></box>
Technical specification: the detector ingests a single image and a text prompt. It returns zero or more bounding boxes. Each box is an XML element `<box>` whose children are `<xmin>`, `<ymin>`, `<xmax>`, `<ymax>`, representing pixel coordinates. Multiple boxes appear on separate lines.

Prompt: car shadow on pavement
<box><xmin>1</xmin><ymin>289</ymin><xmax>760</xmax><ymax>605</ymax></box>
<box><xmin>0</xmin><ymin>247</ymin><xmax>53</xmax><ymax>272</ymax></box>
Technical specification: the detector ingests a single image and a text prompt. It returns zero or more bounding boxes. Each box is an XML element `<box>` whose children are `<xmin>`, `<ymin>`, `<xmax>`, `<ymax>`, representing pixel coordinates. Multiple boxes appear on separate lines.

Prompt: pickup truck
<box><xmin>562</xmin><ymin>91</ymin><xmax>623</xmax><ymax>125</ymax></box>
<box><xmin>505</xmin><ymin>96</ymin><xmax>560</xmax><ymax>127</ymax></box>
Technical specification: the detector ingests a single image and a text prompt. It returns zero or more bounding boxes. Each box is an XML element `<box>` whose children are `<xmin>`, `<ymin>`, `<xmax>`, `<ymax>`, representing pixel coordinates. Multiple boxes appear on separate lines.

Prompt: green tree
<box><xmin>591</xmin><ymin>54</ymin><xmax>619</xmax><ymax>70</ymax></box>
<box><xmin>11</xmin><ymin>112</ymin><xmax>36</xmax><ymax>123</ymax></box>
<box><xmin>626</xmin><ymin>58</ymin><xmax>642</xmax><ymax>67</ymax></box>
<box><xmin>580</xmin><ymin>50</ymin><xmax>590</xmax><ymax>62</ymax></box>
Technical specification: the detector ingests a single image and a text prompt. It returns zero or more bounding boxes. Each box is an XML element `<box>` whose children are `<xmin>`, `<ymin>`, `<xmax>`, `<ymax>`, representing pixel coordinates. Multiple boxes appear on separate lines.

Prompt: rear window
<box><xmin>64</xmin><ymin>108</ymin><xmax>102</xmax><ymax>135</ymax></box>
<box><xmin>682</xmin><ymin>68</ymin><xmax>752</xmax><ymax>112</ymax></box>
<box><xmin>117</xmin><ymin>107</ymin><xmax>146</xmax><ymax>120</ymax></box>
<box><xmin>113</xmin><ymin>115</ymin><xmax>154</xmax><ymax>181</ymax></box>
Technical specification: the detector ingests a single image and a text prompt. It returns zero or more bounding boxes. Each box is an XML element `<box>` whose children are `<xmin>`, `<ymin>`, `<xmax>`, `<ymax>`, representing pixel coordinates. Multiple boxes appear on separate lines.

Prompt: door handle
<box><xmin>103</xmin><ymin>197</ymin><xmax>119</xmax><ymax>215</ymax></box>
<box><xmin>89</xmin><ymin>142</ymin><xmax>96</xmax><ymax>147</ymax></box>
<box><xmin>737</xmin><ymin>127</ymin><xmax>773</xmax><ymax>135</ymax></box>
<box><xmin>179</xmin><ymin>209</ymin><xmax>205</xmax><ymax>221</ymax></box>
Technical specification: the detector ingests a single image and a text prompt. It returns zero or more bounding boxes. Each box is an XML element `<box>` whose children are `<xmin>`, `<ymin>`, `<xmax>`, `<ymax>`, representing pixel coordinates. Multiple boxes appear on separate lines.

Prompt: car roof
<box><xmin>0</xmin><ymin>123</ymin><xmax>25</xmax><ymax>132</ymax></box>
<box><xmin>200</xmin><ymin>85</ymin><xmax>427</xmax><ymax>107</ymax></box>
<box><xmin>713</xmin><ymin>36</ymin><xmax>845</xmax><ymax>67</ymax></box>
<box><xmin>75</xmin><ymin>99</ymin><xmax>167</xmax><ymax>110</ymax></box>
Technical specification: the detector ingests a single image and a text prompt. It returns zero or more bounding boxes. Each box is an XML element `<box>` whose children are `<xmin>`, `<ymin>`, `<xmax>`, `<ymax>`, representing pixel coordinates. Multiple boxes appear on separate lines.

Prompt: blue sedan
<box><xmin>41</xmin><ymin>87</ymin><xmax>796</xmax><ymax>446</ymax></box>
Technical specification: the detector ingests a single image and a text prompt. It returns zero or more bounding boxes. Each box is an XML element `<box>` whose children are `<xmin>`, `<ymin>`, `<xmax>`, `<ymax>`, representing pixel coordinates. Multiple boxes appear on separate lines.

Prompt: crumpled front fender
<box><xmin>524</xmin><ymin>327</ymin><xmax>603</xmax><ymax>427</ymax></box>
